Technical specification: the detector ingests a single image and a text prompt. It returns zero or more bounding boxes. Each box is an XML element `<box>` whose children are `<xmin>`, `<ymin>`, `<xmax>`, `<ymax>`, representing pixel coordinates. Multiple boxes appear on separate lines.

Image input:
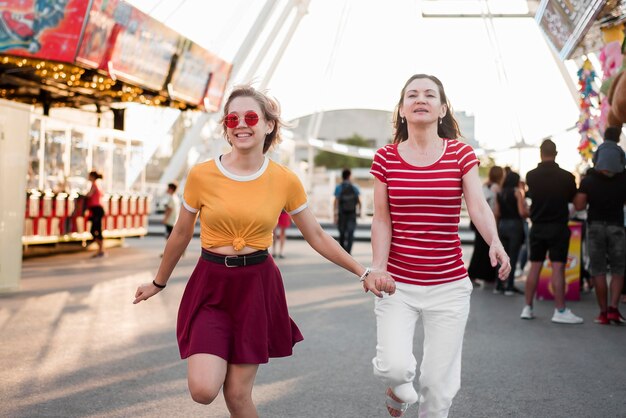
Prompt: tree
<box><xmin>314</xmin><ymin>134</ymin><xmax>375</xmax><ymax>169</ymax></box>
<box><xmin>478</xmin><ymin>154</ymin><xmax>496</xmax><ymax>179</ymax></box>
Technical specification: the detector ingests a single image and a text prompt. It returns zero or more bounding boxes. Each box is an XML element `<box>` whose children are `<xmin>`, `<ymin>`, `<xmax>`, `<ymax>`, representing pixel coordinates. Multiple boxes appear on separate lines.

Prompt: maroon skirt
<box><xmin>176</xmin><ymin>251</ymin><xmax>303</xmax><ymax>364</ymax></box>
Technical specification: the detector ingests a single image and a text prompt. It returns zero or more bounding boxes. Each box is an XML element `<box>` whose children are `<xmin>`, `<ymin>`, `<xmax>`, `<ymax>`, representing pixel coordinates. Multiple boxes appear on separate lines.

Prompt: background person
<box><xmin>272</xmin><ymin>210</ymin><xmax>291</xmax><ymax>258</ymax></box>
<box><xmin>334</xmin><ymin>168</ymin><xmax>361</xmax><ymax>254</ymax></box>
<box><xmin>520</xmin><ymin>139</ymin><xmax>582</xmax><ymax>324</ymax></box>
<box><xmin>467</xmin><ymin>165</ymin><xmax>503</xmax><ymax>287</ymax></box>
<box><xmin>494</xmin><ymin>170</ymin><xmax>529</xmax><ymax>295</ymax></box>
<box><xmin>163</xmin><ymin>182</ymin><xmax>181</xmax><ymax>240</ymax></box>
<box><xmin>574</xmin><ymin>145</ymin><xmax>626</xmax><ymax>324</ymax></box>
<box><xmin>133</xmin><ymin>85</ymin><xmax>395</xmax><ymax>417</ymax></box>
<box><xmin>161</xmin><ymin>182</ymin><xmax>181</xmax><ymax>258</ymax></box>
<box><xmin>515</xmin><ymin>180</ymin><xmax>530</xmax><ymax>277</ymax></box>
<box><xmin>370</xmin><ymin>74</ymin><xmax>510</xmax><ymax>417</ymax></box>
<box><xmin>85</xmin><ymin>170</ymin><xmax>105</xmax><ymax>258</ymax></box>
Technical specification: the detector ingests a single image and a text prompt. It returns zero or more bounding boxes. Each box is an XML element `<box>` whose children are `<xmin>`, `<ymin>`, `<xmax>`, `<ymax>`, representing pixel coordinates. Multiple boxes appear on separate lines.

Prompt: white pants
<box><xmin>372</xmin><ymin>279</ymin><xmax>472</xmax><ymax>418</ymax></box>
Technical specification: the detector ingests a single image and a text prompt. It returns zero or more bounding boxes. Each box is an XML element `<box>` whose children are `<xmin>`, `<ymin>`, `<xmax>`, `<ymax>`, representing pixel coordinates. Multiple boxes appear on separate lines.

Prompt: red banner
<box><xmin>75</xmin><ymin>0</ymin><xmax>119</xmax><ymax>69</ymax></box>
<box><xmin>0</xmin><ymin>0</ymin><xmax>90</xmax><ymax>63</ymax></box>
<box><xmin>106</xmin><ymin>4</ymin><xmax>179</xmax><ymax>91</ymax></box>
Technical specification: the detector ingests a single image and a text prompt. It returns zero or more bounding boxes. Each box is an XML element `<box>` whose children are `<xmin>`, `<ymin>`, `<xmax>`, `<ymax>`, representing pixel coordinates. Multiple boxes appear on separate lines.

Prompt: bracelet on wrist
<box><xmin>359</xmin><ymin>267</ymin><xmax>371</xmax><ymax>282</ymax></box>
<box><xmin>152</xmin><ymin>280</ymin><xmax>166</xmax><ymax>289</ymax></box>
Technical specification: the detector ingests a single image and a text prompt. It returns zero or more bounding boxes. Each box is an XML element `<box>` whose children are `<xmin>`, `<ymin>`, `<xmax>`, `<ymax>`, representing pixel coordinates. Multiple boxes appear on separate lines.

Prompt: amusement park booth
<box><xmin>0</xmin><ymin>0</ymin><xmax>231</xmax><ymax>290</ymax></box>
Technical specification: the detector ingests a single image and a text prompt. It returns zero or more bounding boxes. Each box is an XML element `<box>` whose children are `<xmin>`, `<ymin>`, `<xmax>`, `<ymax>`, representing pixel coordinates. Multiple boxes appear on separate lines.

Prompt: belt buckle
<box><xmin>224</xmin><ymin>255</ymin><xmax>239</xmax><ymax>268</ymax></box>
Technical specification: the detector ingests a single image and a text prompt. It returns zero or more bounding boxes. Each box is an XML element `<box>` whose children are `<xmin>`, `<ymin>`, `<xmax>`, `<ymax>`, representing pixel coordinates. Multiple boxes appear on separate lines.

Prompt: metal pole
<box><xmin>304</xmin><ymin>111</ymin><xmax>323</xmax><ymax>191</ymax></box>
<box><xmin>420</xmin><ymin>1</ymin><xmax>578</xmax><ymax>106</ymax></box>
<box><xmin>230</xmin><ymin>0</ymin><xmax>280</xmax><ymax>83</ymax></box>
<box><xmin>307</xmin><ymin>140</ymin><xmax>315</xmax><ymax>192</ymax></box>
<box><xmin>243</xmin><ymin>0</ymin><xmax>299</xmax><ymax>83</ymax></box>
<box><xmin>259</xmin><ymin>0</ymin><xmax>310</xmax><ymax>89</ymax></box>
<box><xmin>546</xmin><ymin>45</ymin><xmax>580</xmax><ymax>106</ymax></box>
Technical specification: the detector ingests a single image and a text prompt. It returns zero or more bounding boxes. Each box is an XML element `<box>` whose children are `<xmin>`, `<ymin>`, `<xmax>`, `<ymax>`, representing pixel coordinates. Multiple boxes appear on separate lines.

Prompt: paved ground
<box><xmin>1</xmin><ymin>236</ymin><xmax>625</xmax><ymax>417</ymax></box>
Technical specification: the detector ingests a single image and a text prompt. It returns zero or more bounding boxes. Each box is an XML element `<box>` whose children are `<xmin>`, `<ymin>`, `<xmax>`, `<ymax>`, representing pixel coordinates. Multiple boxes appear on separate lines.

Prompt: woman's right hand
<box><xmin>133</xmin><ymin>282</ymin><xmax>163</xmax><ymax>304</ymax></box>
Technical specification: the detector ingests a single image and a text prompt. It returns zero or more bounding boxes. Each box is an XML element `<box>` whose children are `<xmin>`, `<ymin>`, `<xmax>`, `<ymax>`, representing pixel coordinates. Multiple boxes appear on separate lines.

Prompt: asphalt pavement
<box><xmin>1</xmin><ymin>236</ymin><xmax>625</xmax><ymax>417</ymax></box>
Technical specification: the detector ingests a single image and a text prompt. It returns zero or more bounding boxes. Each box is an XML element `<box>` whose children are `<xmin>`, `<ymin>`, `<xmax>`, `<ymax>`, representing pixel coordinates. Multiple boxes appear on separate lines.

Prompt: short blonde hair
<box><xmin>221</xmin><ymin>85</ymin><xmax>285</xmax><ymax>153</ymax></box>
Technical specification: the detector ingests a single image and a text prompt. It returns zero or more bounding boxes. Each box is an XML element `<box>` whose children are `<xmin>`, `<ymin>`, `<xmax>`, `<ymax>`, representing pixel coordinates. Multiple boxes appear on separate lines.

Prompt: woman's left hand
<box><xmin>489</xmin><ymin>241</ymin><xmax>511</xmax><ymax>280</ymax></box>
<box><xmin>363</xmin><ymin>270</ymin><xmax>396</xmax><ymax>297</ymax></box>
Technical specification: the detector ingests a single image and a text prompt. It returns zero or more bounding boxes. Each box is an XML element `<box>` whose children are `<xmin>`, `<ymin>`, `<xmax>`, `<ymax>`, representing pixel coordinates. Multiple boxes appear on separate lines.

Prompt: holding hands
<box><xmin>362</xmin><ymin>268</ymin><xmax>396</xmax><ymax>297</ymax></box>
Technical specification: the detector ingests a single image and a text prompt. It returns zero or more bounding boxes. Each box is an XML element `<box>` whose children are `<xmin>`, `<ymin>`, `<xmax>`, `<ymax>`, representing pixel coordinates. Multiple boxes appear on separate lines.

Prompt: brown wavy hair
<box><xmin>221</xmin><ymin>84</ymin><xmax>284</xmax><ymax>153</ymax></box>
<box><xmin>393</xmin><ymin>74</ymin><xmax>462</xmax><ymax>144</ymax></box>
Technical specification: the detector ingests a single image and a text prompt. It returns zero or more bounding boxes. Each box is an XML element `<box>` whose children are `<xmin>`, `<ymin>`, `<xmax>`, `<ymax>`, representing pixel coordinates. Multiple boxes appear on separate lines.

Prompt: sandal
<box><xmin>385</xmin><ymin>388</ymin><xmax>409</xmax><ymax>417</ymax></box>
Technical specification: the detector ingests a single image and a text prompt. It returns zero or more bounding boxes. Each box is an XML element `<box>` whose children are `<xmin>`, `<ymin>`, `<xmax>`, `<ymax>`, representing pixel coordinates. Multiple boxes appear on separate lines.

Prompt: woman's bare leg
<box><xmin>272</xmin><ymin>228</ymin><xmax>279</xmax><ymax>256</ymax></box>
<box><xmin>279</xmin><ymin>227</ymin><xmax>286</xmax><ymax>256</ymax></box>
<box><xmin>223</xmin><ymin>363</ymin><xmax>260</xmax><ymax>418</ymax></box>
<box><xmin>187</xmin><ymin>353</ymin><xmax>228</xmax><ymax>405</ymax></box>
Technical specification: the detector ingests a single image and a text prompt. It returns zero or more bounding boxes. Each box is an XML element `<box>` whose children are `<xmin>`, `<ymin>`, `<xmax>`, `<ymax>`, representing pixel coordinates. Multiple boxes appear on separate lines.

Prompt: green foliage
<box><xmin>314</xmin><ymin>134</ymin><xmax>374</xmax><ymax>169</ymax></box>
<box><xmin>478</xmin><ymin>155</ymin><xmax>496</xmax><ymax>179</ymax></box>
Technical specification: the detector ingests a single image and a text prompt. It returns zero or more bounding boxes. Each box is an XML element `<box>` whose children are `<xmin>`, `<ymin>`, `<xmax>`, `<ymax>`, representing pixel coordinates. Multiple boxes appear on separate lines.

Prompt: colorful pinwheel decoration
<box><xmin>576</xmin><ymin>59</ymin><xmax>601</xmax><ymax>161</ymax></box>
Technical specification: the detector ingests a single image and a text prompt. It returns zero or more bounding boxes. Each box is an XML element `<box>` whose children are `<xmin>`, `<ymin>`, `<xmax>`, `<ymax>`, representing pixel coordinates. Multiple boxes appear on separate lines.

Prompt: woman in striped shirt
<box><xmin>370</xmin><ymin>74</ymin><xmax>510</xmax><ymax>417</ymax></box>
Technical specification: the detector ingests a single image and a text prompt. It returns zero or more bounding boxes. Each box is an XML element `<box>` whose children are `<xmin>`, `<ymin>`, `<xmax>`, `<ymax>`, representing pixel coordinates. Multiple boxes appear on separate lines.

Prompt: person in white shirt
<box><xmin>162</xmin><ymin>182</ymin><xmax>181</xmax><ymax>256</ymax></box>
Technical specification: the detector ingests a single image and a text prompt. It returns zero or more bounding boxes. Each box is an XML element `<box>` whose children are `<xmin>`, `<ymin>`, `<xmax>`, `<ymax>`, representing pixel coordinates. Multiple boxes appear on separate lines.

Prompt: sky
<box><xmin>126</xmin><ymin>0</ymin><xmax>585</xmax><ymax>176</ymax></box>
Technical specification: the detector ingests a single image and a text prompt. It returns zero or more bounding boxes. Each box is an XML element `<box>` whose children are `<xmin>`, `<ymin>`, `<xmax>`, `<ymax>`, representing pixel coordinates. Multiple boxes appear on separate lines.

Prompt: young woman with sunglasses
<box><xmin>369</xmin><ymin>74</ymin><xmax>510</xmax><ymax>417</ymax></box>
<box><xmin>133</xmin><ymin>84</ymin><xmax>395</xmax><ymax>417</ymax></box>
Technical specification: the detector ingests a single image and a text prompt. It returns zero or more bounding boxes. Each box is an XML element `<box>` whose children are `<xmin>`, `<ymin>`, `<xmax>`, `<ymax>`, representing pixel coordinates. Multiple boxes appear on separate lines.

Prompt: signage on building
<box><xmin>168</xmin><ymin>39</ymin><xmax>213</xmax><ymax>105</ymax></box>
<box><xmin>0</xmin><ymin>0</ymin><xmax>89</xmax><ymax>63</ymax></box>
<box><xmin>106</xmin><ymin>3</ymin><xmax>180</xmax><ymax>92</ymax></box>
<box><xmin>75</xmin><ymin>0</ymin><xmax>119</xmax><ymax>69</ymax></box>
<box><xmin>536</xmin><ymin>0</ymin><xmax>607</xmax><ymax>60</ymax></box>
<box><xmin>0</xmin><ymin>0</ymin><xmax>232</xmax><ymax>110</ymax></box>
<box><xmin>204</xmin><ymin>57</ymin><xmax>232</xmax><ymax>112</ymax></box>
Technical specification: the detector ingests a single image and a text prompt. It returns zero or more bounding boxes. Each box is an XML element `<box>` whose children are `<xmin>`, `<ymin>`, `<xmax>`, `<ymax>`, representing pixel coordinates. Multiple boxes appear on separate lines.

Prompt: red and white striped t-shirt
<box><xmin>370</xmin><ymin>139</ymin><xmax>479</xmax><ymax>286</ymax></box>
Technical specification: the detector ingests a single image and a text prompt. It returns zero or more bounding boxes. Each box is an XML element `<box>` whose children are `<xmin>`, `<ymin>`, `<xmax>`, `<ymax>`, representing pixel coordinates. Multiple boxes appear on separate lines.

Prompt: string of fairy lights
<box><xmin>0</xmin><ymin>55</ymin><xmax>188</xmax><ymax>109</ymax></box>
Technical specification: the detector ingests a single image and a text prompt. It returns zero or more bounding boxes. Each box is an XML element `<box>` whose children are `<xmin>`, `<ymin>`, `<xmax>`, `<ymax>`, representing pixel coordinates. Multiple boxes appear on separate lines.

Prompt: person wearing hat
<box><xmin>574</xmin><ymin>143</ymin><xmax>626</xmax><ymax>324</ymax></box>
<box><xmin>521</xmin><ymin>139</ymin><xmax>583</xmax><ymax>324</ymax></box>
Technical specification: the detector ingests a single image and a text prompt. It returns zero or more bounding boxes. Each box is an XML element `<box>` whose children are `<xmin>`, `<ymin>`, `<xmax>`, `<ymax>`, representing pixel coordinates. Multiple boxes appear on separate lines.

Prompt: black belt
<box><xmin>201</xmin><ymin>249</ymin><xmax>269</xmax><ymax>267</ymax></box>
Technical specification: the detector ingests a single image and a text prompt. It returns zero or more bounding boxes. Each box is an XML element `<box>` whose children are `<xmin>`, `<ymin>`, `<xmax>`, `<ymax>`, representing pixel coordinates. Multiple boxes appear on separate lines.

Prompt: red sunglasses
<box><xmin>224</xmin><ymin>111</ymin><xmax>260</xmax><ymax>129</ymax></box>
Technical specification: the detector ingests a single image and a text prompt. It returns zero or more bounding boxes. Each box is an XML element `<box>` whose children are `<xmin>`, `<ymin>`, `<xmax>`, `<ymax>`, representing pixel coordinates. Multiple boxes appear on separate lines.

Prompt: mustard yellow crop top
<box><xmin>182</xmin><ymin>156</ymin><xmax>308</xmax><ymax>251</ymax></box>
